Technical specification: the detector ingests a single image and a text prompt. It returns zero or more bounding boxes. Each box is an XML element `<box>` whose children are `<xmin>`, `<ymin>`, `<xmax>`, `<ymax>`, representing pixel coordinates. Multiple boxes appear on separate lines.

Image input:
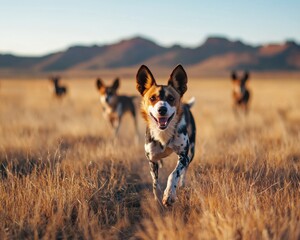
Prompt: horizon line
<box><xmin>1</xmin><ymin>34</ymin><xmax>298</xmax><ymax>57</ymax></box>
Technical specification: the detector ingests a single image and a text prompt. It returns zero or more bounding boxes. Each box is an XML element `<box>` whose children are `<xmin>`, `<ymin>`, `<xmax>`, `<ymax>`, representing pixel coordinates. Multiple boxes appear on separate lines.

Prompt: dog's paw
<box><xmin>162</xmin><ymin>193</ymin><xmax>176</xmax><ymax>207</ymax></box>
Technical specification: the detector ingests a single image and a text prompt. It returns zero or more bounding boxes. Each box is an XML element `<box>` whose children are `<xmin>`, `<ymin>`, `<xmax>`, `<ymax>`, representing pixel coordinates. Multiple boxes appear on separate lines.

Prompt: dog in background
<box><xmin>231</xmin><ymin>71</ymin><xmax>251</xmax><ymax>115</ymax></box>
<box><xmin>136</xmin><ymin>65</ymin><xmax>196</xmax><ymax>207</ymax></box>
<box><xmin>49</xmin><ymin>75</ymin><xmax>67</xmax><ymax>98</ymax></box>
<box><xmin>96</xmin><ymin>78</ymin><xmax>139</xmax><ymax>139</ymax></box>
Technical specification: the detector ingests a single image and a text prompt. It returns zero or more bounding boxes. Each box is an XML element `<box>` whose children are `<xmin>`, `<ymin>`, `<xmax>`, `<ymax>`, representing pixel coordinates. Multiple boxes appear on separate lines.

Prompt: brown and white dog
<box><xmin>136</xmin><ymin>65</ymin><xmax>196</xmax><ymax>206</ymax></box>
<box><xmin>231</xmin><ymin>71</ymin><xmax>250</xmax><ymax>115</ymax></box>
<box><xmin>96</xmin><ymin>78</ymin><xmax>139</xmax><ymax>138</ymax></box>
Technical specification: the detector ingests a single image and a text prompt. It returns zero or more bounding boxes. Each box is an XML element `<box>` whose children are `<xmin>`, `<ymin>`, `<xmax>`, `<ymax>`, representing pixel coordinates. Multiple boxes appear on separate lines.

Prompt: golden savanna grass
<box><xmin>0</xmin><ymin>76</ymin><xmax>300</xmax><ymax>239</ymax></box>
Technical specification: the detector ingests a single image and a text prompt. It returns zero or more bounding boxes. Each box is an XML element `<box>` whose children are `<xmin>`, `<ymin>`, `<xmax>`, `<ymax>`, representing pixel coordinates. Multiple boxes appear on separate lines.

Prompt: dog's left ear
<box><xmin>112</xmin><ymin>78</ymin><xmax>120</xmax><ymax>91</ymax></box>
<box><xmin>168</xmin><ymin>65</ymin><xmax>187</xmax><ymax>97</ymax></box>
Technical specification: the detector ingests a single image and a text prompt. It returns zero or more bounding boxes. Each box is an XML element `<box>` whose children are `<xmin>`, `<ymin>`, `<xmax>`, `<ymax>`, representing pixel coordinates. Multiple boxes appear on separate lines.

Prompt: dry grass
<box><xmin>0</xmin><ymin>77</ymin><xmax>300</xmax><ymax>239</ymax></box>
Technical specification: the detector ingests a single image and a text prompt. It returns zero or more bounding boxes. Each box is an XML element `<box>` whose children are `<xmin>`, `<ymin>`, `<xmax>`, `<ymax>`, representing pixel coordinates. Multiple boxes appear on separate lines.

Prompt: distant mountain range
<box><xmin>1</xmin><ymin>36</ymin><xmax>300</xmax><ymax>75</ymax></box>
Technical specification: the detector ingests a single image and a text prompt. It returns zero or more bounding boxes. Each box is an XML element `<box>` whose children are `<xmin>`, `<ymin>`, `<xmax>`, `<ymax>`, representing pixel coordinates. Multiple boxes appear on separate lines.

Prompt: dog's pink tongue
<box><xmin>158</xmin><ymin>117</ymin><xmax>168</xmax><ymax>127</ymax></box>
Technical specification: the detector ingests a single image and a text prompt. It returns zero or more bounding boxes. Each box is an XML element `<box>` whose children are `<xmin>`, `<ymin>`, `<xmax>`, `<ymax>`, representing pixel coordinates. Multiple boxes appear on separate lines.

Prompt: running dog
<box><xmin>136</xmin><ymin>65</ymin><xmax>196</xmax><ymax>207</ymax></box>
<box><xmin>231</xmin><ymin>71</ymin><xmax>250</xmax><ymax>115</ymax></box>
<box><xmin>96</xmin><ymin>77</ymin><xmax>139</xmax><ymax>138</ymax></box>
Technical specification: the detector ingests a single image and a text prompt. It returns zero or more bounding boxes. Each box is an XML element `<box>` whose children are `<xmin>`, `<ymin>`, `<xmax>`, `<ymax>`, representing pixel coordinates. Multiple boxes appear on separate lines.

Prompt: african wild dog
<box><xmin>49</xmin><ymin>76</ymin><xmax>67</xmax><ymax>98</ymax></box>
<box><xmin>231</xmin><ymin>71</ymin><xmax>251</xmax><ymax>115</ymax></box>
<box><xmin>136</xmin><ymin>65</ymin><xmax>196</xmax><ymax>206</ymax></box>
<box><xmin>96</xmin><ymin>77</ymin><xmax>139</xmax><ymax>139</ymax></box>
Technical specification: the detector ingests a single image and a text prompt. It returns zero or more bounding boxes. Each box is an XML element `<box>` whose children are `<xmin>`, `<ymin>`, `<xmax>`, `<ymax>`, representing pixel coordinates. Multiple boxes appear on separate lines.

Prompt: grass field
<box><xmin>0</xmin><ymin>77</ymin><xmax>300</xmax><ymax>239</ymax></box>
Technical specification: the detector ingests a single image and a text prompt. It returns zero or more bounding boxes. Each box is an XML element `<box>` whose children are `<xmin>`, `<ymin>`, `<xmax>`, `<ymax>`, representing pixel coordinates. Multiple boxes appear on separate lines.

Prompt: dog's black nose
<box><xmin>158</xmin><ymin>106</ymin><xmax>168</xmax><ymax>116</ymax></box>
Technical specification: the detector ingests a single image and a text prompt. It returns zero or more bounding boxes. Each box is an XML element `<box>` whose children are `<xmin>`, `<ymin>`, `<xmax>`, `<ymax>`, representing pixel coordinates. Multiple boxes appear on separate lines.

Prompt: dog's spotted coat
<box><xmin>136</xmin><ymin>65</ymin><xmax>196</xmax><ymax>206</ymax></box>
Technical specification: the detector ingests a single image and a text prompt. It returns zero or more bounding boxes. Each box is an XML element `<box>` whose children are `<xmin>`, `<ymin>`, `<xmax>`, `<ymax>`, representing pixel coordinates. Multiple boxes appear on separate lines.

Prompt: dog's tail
<box><xmin>186</xmin><ymin>97</ymin><xmax>195</xmax><ymax>109</ymax></box>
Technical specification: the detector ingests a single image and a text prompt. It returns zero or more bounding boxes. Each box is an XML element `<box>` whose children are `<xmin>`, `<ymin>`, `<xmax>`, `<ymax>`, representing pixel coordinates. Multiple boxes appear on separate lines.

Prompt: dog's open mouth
<box><xmin>150</xmin><ymin>112</ymin><xmax>175</xmax><ymax>130</ymax></box>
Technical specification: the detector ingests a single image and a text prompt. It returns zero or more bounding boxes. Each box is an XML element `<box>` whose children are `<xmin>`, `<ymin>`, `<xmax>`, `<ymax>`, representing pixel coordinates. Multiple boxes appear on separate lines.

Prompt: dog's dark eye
<box><xmin>167</xmin><ymin>95</ymin><xmax>175</xmax><ymax>102</ymax></box>
<box><xmin>149</xmin><ymin>96</ymin><xmax>156</xmax><ymax>102</ymax></box>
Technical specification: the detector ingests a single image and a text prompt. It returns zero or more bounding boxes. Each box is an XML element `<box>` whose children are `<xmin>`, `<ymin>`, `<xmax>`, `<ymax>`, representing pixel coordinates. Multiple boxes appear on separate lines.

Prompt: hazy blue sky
<box><xmin>1</xmin><ymin>0</ymin><xmax>299</xmax><ymax>56</ymax></box>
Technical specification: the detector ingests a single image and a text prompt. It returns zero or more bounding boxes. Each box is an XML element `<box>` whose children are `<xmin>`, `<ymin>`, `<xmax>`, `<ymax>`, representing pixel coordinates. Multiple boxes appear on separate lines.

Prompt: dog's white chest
<box><xmin>99</xmin><ymin>97</ymin><xmax>120</xmax><ymax>116</ymax></box>
<box><xmin>145</xmin><ymin>130</ymin><xmax>189</xmax><ymax>162</ymax></box>
<box><xmin>145</xmin><ymin>113</ymin><xmax>190</xmax><ymax>161</ymax></box>
<box><xmin>144</xmin><ymin>142</ymin><xmax>173</xmax><ymax>161</ymax></box>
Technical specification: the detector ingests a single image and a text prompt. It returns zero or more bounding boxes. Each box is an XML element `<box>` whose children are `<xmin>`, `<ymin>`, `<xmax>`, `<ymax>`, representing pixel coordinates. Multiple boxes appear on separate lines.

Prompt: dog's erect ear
<box><xmin>242</xmin><ymin>71</ymin><xmax>249</xmax><ymax>83</ymax></box>
<box><xmin>54</xmin><ymin>76</ymin><xmax>60</xmax><ymax>84</ymax></box>
<box><xmin>136</xmin><ymin>65</ymin><xmax>156</xmax><ymax>96</ymax></box>
<box><xmin>231</xmin><ymin>71</ymin><xmax>237</xmax><ymax>81</ymax></box>
<box><xmin>96</xmin><ymin>78</ymin><xmax>104</xmax><ymax>90</ymax></box>
<box><xmin>112</xmin><ymin>78</ymin><xmax>120</xmax><ymax>91</ymax></box>
<box><xmin>168</xmin><ymin>65</ymin><xmax>187</xmax><ymax>97</ymax></box>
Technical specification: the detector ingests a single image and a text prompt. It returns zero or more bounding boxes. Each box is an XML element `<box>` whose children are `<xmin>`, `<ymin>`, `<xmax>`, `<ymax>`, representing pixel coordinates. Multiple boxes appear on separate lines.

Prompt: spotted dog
<box><xmin>49</xmin><ymin>75</ymin><xmax>67</xmax><ymax>98</ymax></box>
<box><xmin>231</xmin><ymin>71</ymin><xmax>251</xmax><ymax>115</ymax></box>
<box><xmin>136</xmin><ymin>65</ymin><xmax>196</xmax><ymax>207</ymax></box>
<box><xmin>96</xmin><ymin>77</ymin><xmax>139</xmax><ymax>138</ymax></box>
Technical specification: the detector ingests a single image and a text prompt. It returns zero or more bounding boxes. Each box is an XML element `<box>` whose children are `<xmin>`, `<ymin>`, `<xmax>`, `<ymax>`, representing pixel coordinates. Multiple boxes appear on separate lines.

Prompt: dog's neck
<box><xmin>100</xmin><ymin>96</ymin><xmax>119</xmax><ymax>112</ymax></box>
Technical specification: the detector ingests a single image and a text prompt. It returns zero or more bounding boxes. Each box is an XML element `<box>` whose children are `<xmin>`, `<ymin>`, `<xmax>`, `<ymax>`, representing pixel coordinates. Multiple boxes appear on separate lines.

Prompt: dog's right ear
<box><xmin>231</xmin><ymin>71</ymin><xmax>237</xmax><ymax>81</ymax></box>
<box><xmin>136</xmin><ymin>65</ymin><xmax>156</xmax><ymax>96</ymax></box>
<box><xmin>96</xmin><ymin>78</ymin><xmax>104</xmax><ymax>90</ymax></box>
<box><xmin>168</xmin><ymin>65</ymin><xmax>187</xmax><ymax>97</ymax></box>
<box><xmin>242</xmin><ymin>71</ymin><xmax>249</xmax><ymax>83</ymax></box>
<box><xmin>112</xmin><ymin>78</ymin><xmax>120</xmax><ymax>91</ymax></box>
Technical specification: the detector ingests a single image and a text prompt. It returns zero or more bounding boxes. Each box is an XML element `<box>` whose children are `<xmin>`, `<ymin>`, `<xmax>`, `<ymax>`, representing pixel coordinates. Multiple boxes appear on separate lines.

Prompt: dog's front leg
<box><xmin>113</xmin><ymin>104</ymin><xmax>123</xmax><ymax>137</ymax></box>
<box><xmin>149</xmin><ymin>161</ymin><xmax>162</xmax><ymax>201</ymax></box>
<box><xmin>162</xmin><ymin>154</ymin><xmax>189</xmax><ymax>206</ymax></box>
<box><xmin>179</xmin><ymin>166</ymin><xmax>188</xmax><ymax>187</ymax></box>
<box><xmin>114</xmin><ymin>118</ymin><xmax>121</xmax><ymax>137</ymax></box>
